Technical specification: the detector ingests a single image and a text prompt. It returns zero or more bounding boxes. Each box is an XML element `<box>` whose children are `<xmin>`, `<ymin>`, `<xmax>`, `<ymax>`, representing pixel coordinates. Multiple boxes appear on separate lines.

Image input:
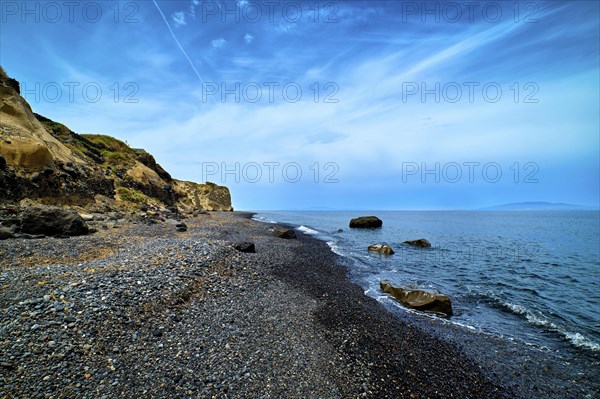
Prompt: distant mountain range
<box><xmin>479</xmin><ymin>202</ymin><xmax>598</xmax><ymax>211</ymax></box>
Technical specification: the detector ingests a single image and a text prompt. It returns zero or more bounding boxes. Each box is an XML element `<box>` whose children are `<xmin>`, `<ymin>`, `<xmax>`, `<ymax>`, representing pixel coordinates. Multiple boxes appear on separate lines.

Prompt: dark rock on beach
<box><xmin>233</xmin><ymin>241</ymin><xmax>256</xmax><ymax>253</ymax></box>
<box><xmin>19</xmin><ymin>206</ymin><xmax>90</xmax><ymax>237</ymax></box>
<box><xmin>349</xmin><ymin>216</ymin><xmax>382</xmax><ymax>228</ymax></box>
<box><xmin>272</xmin><ymin>228</ymin><xmax>297</xmax><ymax>239</ymax></box>
<box><xmin>0</xmin><ymin>226</ymin><xmax>14</xmax><ymax>240</ymax></box>
<box><xmin>166</xmin><ymin>218</ymin><xmax>188</xmax><ymax>232</ymax></box>
<box><xmin>380</xmin><ymin>280</ymin><xmax>453</xmax><ymax>317</ymax></box>
<box><xmin>403</xmin><ymin>238</ymin><xmax>431</xmax><ymax>248</ymax></box>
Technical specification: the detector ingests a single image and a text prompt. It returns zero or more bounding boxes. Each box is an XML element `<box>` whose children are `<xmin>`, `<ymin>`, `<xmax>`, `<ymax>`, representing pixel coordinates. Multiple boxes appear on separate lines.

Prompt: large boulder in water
<box><xmin>368</xmin><ymin>243</ymin><xmax>395</xmax><ymax>255</ymax></box>
<box><xmin>403</xmin><ymin>238</ymin><xmax>431</xmax><ymax>248</ymax></box>
<box><xmin>19</xmin><ymin>206</ymin><xmax>90</xmax><ymax>237</ymax></box>
<box><xmin>380</xmin><ymin>280</ymin><xmax>453</xmax><ymax>317</ymax></box>
<box><xmin>349</xmin><ymin>216</ymin><xmax>382</xmax><ymax>228</ymax></box>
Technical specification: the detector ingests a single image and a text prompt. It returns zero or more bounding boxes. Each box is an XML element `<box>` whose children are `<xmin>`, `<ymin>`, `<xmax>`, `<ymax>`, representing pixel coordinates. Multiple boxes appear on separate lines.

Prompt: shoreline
<box><xmin>0</xmin><ymin>212</ymin><xmax>596</xmax><ymax>398</ymax></box>
<box><xmin>252</xmin><ymin>212</ymin><xmax>600</xmax><ymax>399</ymax></box>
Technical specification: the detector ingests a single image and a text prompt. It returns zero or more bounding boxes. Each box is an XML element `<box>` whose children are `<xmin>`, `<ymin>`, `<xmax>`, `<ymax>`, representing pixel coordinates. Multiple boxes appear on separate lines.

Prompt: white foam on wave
<box><xmin>381</xmin><ymin>287</ymin><xmax>598</xmax><ymax>348</ymax></box>
<box><xmin>505</xmin><ymin>302</ymin><xmax>527</xmax><ymax>315</ymax></box>
<box><xmin>564</xmin><ymin>332</ymin><xmax>600</xmax><ymax>352</ymax></box>
<box><xmin>297</xmin><ymin>225</ymin><xmax>320</xmax><ymax>235</ymax></box>
<box><xmin>326</xmin><ymin>241</ymin><xmax>345</xmax><ymax>256</ymax></box>
<box><xmin>503</xmin><ymin>301</ymin><xmax>600</xmax><ymax>352</ymax></box>
<box><xmin>252</xmin><ymin>216</ymin><xmax>277</xmax><ymax>224</ymax></box>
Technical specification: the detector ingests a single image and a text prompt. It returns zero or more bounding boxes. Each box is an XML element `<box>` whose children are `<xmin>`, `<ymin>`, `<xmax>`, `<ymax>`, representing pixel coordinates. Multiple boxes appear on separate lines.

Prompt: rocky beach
<box><xmin>1</xmin><ymin>63</ymin><xmax>598</xmax><ymax>398</ymax></box>
<box><xmin>0</xmin><ymin>211</ymin><xmax>513</xmax><ymax>399</ymax></box>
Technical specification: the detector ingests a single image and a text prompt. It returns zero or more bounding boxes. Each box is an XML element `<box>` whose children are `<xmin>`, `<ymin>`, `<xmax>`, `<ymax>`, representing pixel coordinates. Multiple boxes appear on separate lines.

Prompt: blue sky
<box><xmin>1</xmin><ymin>1</ymin><xmax>598</xmax><ymax>210</ymax></box>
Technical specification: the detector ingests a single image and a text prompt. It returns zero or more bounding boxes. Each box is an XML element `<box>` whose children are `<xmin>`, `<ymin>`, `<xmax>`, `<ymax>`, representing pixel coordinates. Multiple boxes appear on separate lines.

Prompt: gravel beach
<box><xmin>0</xmin><ymin>212</ymin><xmax>557</xmax><ymax>398</ymax></box>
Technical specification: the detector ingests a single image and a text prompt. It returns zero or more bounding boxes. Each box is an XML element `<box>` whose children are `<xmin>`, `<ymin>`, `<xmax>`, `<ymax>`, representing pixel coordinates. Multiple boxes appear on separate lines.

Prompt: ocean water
<box><xmin>253</xmin><ymin>211</ymin><xmax>600</xmax><ymax>356</ymax></box>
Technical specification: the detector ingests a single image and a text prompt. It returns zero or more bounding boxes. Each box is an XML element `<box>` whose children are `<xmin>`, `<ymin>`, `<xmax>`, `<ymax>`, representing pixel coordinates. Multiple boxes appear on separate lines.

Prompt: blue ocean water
<box><xmin>254</xmin><ymin>210</ymin><xmax>600</xmax><ymax>355</ymax></box>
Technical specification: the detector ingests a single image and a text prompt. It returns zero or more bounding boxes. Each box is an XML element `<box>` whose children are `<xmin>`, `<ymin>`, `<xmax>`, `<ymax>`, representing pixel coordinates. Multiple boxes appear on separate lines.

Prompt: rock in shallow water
<box><xmin>380</xmin><ymin>280</ymin><xmax>453</xmax><ymax>317</ymax></box>
<box><xmin>403</xmin><ymin>238</ymin><xmax>431</xmax><ymax>248</ymax></box>
<box><xmin>349</xmin><ymin>216</ymin><xmax>382</xmax><ymax>228</ymax></box>
<box><xmin>368</xmin><ymin>243</ymin><xmax>394</xmax><ymax>255</ymax></box>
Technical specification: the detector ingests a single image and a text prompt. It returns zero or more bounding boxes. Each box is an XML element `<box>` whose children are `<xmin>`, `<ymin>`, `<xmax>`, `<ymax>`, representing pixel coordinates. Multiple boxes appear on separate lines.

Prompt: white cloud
<box><xmin>34</xmin><ymin>1</ymin><xmax>595</xmax><ymax>209</ymax></box>
<box><xmin>237</xmin><ymin>0</ymin><xmax>248</xmax><ymax>7</ymax></box>
<box><xmin>171</xmin><ymin>11</ymin><xmax>186</xmax><ymax>27</ymax></box>
<box><xmin>211</xmin><ymin>38</ymin><xmax>227</xmax><ymax>48</ymax></box>
<box><xmin>189</xmin><ymin>0</ymin><xmax>200</xmax><ymax>18</ymax></box>
<box><xmin>276</xmin><ymin>23</ymin><xmax>296</xmax><ymax>34</ymax></box>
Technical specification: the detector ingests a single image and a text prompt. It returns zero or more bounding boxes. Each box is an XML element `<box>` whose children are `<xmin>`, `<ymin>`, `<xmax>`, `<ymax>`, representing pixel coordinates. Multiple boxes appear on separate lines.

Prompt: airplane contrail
<box><xmin>152</xmin><ymin>0</ymin><xmax>216</xmax><ymax>104</ymax></box>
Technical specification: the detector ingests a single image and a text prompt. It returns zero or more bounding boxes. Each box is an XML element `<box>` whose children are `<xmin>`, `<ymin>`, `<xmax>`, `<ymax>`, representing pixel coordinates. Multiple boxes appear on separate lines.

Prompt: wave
<box><xmin>297</xmin><ymin>225</ymin><xmax>320</xmax><ymax>235</ymax></box>
<box><xmin>251</xmin><ymin>216</ymin><xmax>277</xmax><ymax>224</ymax></box>
<box><xmin>466</xmin><ymin>287</ymin><xmax>600</xmax><ymax>352</ymax></box>
<box><xmin>501</xmin><ymin>300</ymin><xmax>600</xmax><ymax>352</ymax></box>
<box><xmin>326</xmin><ymin>240</ymin><xmax>345</xmax><ymax>256</ymax></box>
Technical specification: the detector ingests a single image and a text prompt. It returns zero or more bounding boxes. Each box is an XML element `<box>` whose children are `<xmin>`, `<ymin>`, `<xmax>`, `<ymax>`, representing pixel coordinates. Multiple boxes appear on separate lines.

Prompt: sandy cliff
<box><xmin>0</xmin><ymin>67</ymin><xmax>232</xmax><ymax>213</ymax></box>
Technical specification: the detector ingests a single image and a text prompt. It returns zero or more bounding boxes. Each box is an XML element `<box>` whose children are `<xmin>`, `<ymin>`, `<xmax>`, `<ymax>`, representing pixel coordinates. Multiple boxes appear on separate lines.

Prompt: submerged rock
<box><xmin>403</xmin><ymin>238</ymin><xmax>431</xmax><ymax>248</ymax></box>
<box><xmin>380</xmin><ymin>280</ymin><xmax>453</xmax><ymax>317</ymax></box>
<box><xmin>368</xmin><ymin>243</ymin><xmax>395</xmax><ymax>255</ymax></box>
<box><xmin>349</xmin><ymin>216</ymin><xmax>382</xmax><ymax>228</ymax></box>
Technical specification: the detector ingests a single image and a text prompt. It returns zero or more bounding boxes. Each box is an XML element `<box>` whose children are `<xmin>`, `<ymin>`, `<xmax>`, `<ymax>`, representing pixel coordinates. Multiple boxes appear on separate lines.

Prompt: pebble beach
<box><xmin>1</xmin><ymin>212</ymin><xmax>595</xmax><ymax>398</ymax></box>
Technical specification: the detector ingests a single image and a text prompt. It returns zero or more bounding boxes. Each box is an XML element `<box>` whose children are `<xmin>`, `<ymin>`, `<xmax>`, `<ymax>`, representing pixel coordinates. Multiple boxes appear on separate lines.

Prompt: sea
<box><xmin>252</xmin><ymin>210</ymin><xmax>600</xmax><ymax>359</ymax></box>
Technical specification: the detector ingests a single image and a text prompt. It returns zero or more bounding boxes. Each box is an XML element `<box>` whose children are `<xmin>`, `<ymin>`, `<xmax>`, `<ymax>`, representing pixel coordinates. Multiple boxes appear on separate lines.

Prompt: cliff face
<box><xmin>0</xmin><ymin>73</ymin><xmax>83</xmax><ymax>169</ymax></box>
<box><xmin>0</xmin><ymin>67</ymin><xmax>232</xmax><ymax>213</ymax></box>
<box><xmin>173</xmin><ymin>181</ymin><xmax>233</xmax><ymax>212</ymax></box>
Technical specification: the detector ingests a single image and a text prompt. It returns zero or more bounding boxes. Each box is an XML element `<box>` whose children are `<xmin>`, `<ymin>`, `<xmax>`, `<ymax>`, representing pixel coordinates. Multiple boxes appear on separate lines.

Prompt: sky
<box><xmin>1</xmin><ymin>0</ymin><xmax>598</xmax><ymax>210</ymax></box>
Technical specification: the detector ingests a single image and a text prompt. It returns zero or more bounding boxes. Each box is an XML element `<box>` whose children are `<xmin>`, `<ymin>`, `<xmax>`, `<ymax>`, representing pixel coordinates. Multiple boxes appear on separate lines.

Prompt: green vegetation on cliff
<box><xmin>34</xmin><ymin>114</ymin><xmax>105</xmax><ymax>164</ymax></box>
<box><xmin>116</xmin><ymin>187</ymin><xmax>151</xmax><ymax>204</ymax></box>
<box><xmin>81</xmin><ymin>135</ymin><xmax>136</xmax><ymax>167</ymax></box>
